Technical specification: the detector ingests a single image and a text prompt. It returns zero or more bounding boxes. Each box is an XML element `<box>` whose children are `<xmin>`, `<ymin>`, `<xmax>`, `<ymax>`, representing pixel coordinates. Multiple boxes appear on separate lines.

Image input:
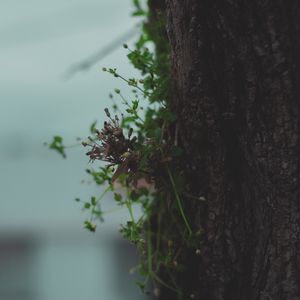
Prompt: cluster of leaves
<box><xmin>48</xmin><ymin>136</ymin><xmax>66</xmax><ymax>158</ymax></box>
<box><xmin>47</xmin><ymin>0</ymin><xmax>202</xmax><ymax>298</ymax></box>
<box><xmin>74</xmin><ymin>196</ymin><xmax>103</xmax><ymax>232</ymax></box>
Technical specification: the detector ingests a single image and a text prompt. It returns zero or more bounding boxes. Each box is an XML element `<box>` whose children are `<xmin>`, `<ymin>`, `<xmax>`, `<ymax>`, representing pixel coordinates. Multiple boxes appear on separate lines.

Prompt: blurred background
<box><xmin>0</xmin><ymin>0</ymin><xmax>147</xmax><ymax>299</ymax></box>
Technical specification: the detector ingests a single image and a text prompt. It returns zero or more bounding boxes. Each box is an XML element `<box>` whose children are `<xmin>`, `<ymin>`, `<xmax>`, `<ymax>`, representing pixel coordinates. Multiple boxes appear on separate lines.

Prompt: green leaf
<box><xmin>91</xmin><ymin>196</ymin><xmax>97</xmax><ymax>206</ymax></box>
<box><xmin>120</xmin><ymin>221</ymin><xmax>141</xmax><ymax>244</ymax></box>
<box><xmin>132</xmin><ymin>0</ymin><xmax>140</xmax><ymax>8</ymax></box>
<box><xmin>92</xmin><ymin>209</ymin><xmax>103</xmax><ymax>218</ymax></box>
<box><xmin>136</xmin><ymin>281</ymin><xmax>145</xmax><ymax>292</ymax></box>
<box><xmin>90</xmin><ymin>121</ymin><xmax>97</xmax><ymax>134</ymax></box>
<box><xmin>84</xmin><ymin>202</ymin><xmax>91</xmax><ymax>209</ymax></box>
<box><xmin>114</xmin><ymin>193</ymin><xmax>122</xmax><ymax>202</ymax></box>
<box><xmin>131</xmin><ymin>0</ymin><xmax>146</xmax><ymax>16</ymax></box>
<box><xmin>86</xmin><ymin>168</ymin><xmax>111</xmax><ymax>185</ymax></box>
<box><xmin>132</xmin><ymin>10</ymin><xmax>146</xmax><ymax>16</ymax></box>
<box><xmin>153</xmin><ymin>127</ymin><xmax>162</xmax><ymax>140</ymax></box>
<box><xmin>139</xmin><ymin>187</ymin><xmax>149</xmax><ymax>196</ymax></box>
<box><xmin>130</xmin><ymin>190</ymin><xmax>140</xmax><ymax>201</ymax></box>
<box><xmin>132</xmin><ymin>100</ymin><xmax>139</xmax><ymax>110</ymax></box>
<box><xmin>49</xmin><ymin>136</ymin><xmax>66</xmax><ymax>158</ymax></box>
<box><xmin>84</xmin><ymin>221</ymin><xmax>96</xmax><ymax>232</ymax></box>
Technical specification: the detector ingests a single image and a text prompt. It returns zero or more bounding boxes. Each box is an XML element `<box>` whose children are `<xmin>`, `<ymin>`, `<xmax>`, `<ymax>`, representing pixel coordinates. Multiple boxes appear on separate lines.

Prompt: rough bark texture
<box><xmin>162</xmin><ymin>1</ymin><xmax>300</xmax><ymax>299</ymax></box>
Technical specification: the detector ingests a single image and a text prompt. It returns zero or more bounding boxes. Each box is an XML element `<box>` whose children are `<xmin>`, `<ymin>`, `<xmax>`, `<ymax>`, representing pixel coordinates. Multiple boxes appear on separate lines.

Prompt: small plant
<box><xmin>48</xmin><ymin>1</ymin><xmax>202</xmax><ymax>298</ymax></box>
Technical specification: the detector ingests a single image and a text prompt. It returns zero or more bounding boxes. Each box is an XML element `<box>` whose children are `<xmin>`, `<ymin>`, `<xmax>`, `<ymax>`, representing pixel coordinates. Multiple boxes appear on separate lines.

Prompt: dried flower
<box><xmin>83</xmin><ymin>109</ymin><xmax>139</xmax><ymax>181</ymax></box>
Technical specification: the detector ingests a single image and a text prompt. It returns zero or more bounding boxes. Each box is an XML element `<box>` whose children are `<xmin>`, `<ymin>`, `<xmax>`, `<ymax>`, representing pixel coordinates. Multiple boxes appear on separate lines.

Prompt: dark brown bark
<box><xmin>161</xmin><ymin>1</ymin><xmax>300</xmax><ymax>299</ymax></box>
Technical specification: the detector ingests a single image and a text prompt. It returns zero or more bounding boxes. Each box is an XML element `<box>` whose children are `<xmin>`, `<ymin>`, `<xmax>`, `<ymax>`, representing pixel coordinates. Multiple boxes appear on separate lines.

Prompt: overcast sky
<box><xmin>0</xmin><ymin>2</ymin><xmax>148</xmax><ymax>300</ymax></box>
<box><xmin>0</xmin><ymin>0</ymin><xmax>140</xmax><ymax>233</ymax></box>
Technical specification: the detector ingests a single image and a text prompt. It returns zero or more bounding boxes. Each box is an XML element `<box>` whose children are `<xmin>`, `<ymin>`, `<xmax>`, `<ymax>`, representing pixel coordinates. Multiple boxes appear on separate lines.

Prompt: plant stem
<box><xmin>150</xmin><ymin>272</ymin><xmax>179</xmax><ymax>293</ymax></box>
<box><xmin>166</xmin><ymin>166</ymin><xmax>192</xmax><ymax>236</ymax></box>
<box><xmin>116</xmin><ymin>73</ymin><xmax>147</xmax><ymax>96</ymax></box>
<box><xmin>126</xmin><ymin>199</ymin><xmax>135</xmax><ymax>223</ymax></box>
<box><xmin>147</xmin><ymin>220</ymin><xmax>153</xmax><ymax>273</ymax></box>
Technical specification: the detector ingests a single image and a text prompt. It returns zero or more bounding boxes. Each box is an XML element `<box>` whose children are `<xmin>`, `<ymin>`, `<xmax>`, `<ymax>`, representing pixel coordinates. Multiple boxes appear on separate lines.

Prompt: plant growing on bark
<box><xmin>47</xmin><ymin>1</ymin><xmax>203</xmax><ymax>298</ymax></box>
<box><xmin>49</xmin><ymin>0</ymin><xmax>300</xmax><ymax>299</ymax></box>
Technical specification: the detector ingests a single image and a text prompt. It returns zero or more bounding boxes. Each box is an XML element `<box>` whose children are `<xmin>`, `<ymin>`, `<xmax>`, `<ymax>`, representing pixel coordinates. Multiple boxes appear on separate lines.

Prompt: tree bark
<box><xmin>162</xmin><ymin>1</ymin><xmax>300</xmax><ymax>299</ymax></box>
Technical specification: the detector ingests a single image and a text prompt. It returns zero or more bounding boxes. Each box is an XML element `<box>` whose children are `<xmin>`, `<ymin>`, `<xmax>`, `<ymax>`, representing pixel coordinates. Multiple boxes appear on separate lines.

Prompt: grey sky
<box><xmin>0</xmin><ymin>1</ymin><xmax>147</xmax><ymax>299</ymax></box>
<box><xmin>0</xmin><ymin>0</ymin><xmax>140</xmax><ymax>233</ymax></box>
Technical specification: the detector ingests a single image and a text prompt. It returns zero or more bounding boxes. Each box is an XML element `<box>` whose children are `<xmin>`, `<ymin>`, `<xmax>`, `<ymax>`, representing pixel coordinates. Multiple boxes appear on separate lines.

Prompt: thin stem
<box><xmin>146</xmin><ymin>219</ymin><xmax>179</xmax><ymax>294</ymax></box>
<box><xmin>118</xmin><ymin>93</ymin><xmax>144</xmax><ymax>123</ymax></box>
<box><xmin>64</xmin><ymin>142</ymin><xmax>82</xmax><ymax>149</ymax></box>
<box><xmin>90</xmin><ymin>185</ymin><xmax>112</xmax><ymax>222</ymax></box>
<box><xmin>119</xmin><ymin>93</ymin><xmax>130</xmax><ymax>107</ymax></box>
<box><xmin>166</xmin><ymin>166</ymin><xmax>192</xmax><ymax>236</ymax></box>
<box><xmin>102</xmin><ymin>206</ymin><xmax>124</xmax><ymax>215</ymax></box>
<box><xmin>126</xmin><ymin>200</ymin><xmax>135</xmax><ymax>223</ymax></box>
<box><xmin>116</xmin><ymin>73</ymin><xmax>147</xmax><ymax>96</ymax></box>
<box><xmin>147</xmin><ymin>219</ymin><xmax>153</xmax><ymax>273</ymax></box>
<box><xmin>155</xmin><ymin>211</ymin><xmax>161</xmax><ymax>263</ymax></box>
<box><xmin>150</xmin><ymin>272</ymin><xmax>179</xmax><ymax>293</ymax></box>
<box><xmin>98</xmin><ymin>185</ymin><xmax>112</xmax><ymax>203</ymax></box>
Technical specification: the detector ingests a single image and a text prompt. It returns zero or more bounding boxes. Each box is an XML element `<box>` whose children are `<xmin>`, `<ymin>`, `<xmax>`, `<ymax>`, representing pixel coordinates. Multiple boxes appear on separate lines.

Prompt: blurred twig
<box><xmin>64</xmin><ymin>24</ymin><xmax>140</xmax><ymax>79</ymax></box>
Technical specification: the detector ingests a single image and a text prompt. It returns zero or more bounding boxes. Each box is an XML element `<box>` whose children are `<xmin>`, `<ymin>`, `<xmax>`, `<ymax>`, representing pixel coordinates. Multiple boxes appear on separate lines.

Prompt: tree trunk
<box><xmin>161</xmin><ymin>1</ymin><xmax>300</xmax><ymax>299</ymax></box>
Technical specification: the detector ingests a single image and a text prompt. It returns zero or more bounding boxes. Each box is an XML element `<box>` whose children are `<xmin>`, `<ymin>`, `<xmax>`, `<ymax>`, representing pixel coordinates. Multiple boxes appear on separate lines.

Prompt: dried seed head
<box><xmin>128</xmin><ymin>128</ymin><xmax>133</xmax><ymax>138</ymax></box>
<box><xmin>130</xmin><ymin>136</ymin><xmax>137</xmax><ymax>144</ymax></box>
<box><xmin>104</xmin><ymin>108</ymin><xmax>111</xmax><ymax>118</ymax></box>
<box><xmin>113</xmin><ymin>127</ymin><xmax>123</xmax><ymax>137</ymax></box>
<box><xmin>84</xmin><ymin>111</ymin><xmax>137</xmax><ymax>180</ymax></box>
